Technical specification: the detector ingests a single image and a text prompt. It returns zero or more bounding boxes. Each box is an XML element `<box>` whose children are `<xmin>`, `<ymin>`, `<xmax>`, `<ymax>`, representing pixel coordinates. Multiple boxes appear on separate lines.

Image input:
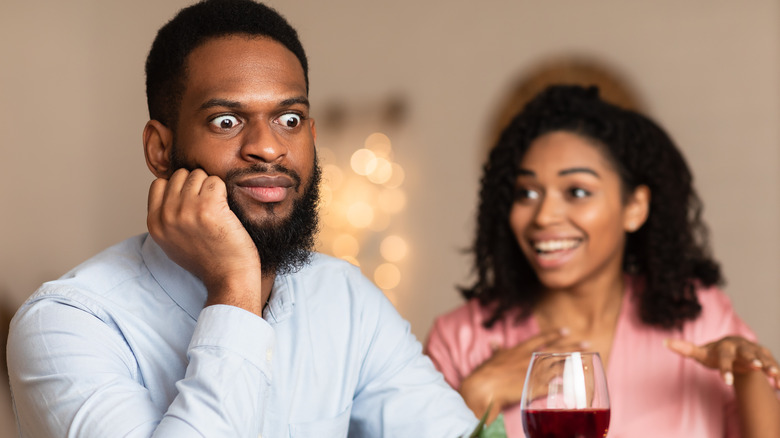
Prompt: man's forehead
<box><xmin>182</xmin><ymin>34</ymin><xmax>307</xmax><ymax>99</ymax></box>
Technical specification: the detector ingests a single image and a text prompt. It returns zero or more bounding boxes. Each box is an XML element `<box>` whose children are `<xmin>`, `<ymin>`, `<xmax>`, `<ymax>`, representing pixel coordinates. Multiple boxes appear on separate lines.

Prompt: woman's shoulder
<box><xmin>431</xmin><ymin>298</ymin><xmax>499</xmax><ymax>333</ymax></box>
<box><xmin>687</xmin><ymin>283</ymin><xmax>756</xmax><ymax>341</ymax></box>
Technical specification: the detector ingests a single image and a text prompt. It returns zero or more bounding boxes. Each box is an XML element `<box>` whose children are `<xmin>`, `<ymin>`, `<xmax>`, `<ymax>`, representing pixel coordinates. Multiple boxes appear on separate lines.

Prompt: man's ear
<box><xmin>143</xmin><ymin>120</ymin><xmax>174</xmax><ymax>178</ymax></box>
<box><xmin>624</xmin><ymin>184</ymin><xmax>651</xmax><ymax>233</ymax></box>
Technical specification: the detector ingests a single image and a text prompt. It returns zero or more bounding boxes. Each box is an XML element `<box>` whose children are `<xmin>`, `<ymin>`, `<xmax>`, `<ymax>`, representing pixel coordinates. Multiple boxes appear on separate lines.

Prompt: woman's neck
<box><xmin>534</xmin><ymin>272</ymin><xmax>626</xmax><ymax>346</ymax></box>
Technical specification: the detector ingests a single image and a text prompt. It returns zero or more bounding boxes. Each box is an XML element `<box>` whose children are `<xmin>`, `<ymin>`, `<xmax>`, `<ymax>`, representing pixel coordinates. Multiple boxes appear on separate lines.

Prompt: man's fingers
<box><xmin>181</xmin><ymin>169</ymin><xmax>209</xmax><ymax>198</ymax></box>
<box><xmin>200</xmin><ymin>175</ymin><xmax>227</xmax><ymax>198</ymax></box>
<box><xmin>148</xmin><ymin>178</ymin><xmax>168</xmax><ymax>213</ymax></box>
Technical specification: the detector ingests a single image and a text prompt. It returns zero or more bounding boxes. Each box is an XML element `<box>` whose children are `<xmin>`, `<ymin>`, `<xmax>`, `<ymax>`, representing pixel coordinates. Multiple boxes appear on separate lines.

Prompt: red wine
<box><xmin>522</xmin><ymin>408</ymin><xmax>610</xmax><ymax>438</ymax></box>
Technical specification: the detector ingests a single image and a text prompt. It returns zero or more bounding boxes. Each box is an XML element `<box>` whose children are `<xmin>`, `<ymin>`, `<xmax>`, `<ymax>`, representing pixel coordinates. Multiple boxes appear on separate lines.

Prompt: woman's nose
<box><xmin>533</xmin><ymin>193</ymin><xmax>564</xmax><ymax>226</ymax></box>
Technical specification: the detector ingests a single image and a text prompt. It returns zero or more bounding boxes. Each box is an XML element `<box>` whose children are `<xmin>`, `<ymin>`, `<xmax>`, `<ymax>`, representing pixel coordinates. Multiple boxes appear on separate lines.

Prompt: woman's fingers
<box><xmin>717</xmin><ymin>343</ymin><xmax>737</xmax><ymax>386</ymax></box>
<box><xmin>666</xmin><ymin>337</ymin><xmax>780</xmax><ymax>388</ymax></box>
<box><xmin>520</xmin><ymin>327</ymin><xmax>571</xmax><ymax>352</ymax></box>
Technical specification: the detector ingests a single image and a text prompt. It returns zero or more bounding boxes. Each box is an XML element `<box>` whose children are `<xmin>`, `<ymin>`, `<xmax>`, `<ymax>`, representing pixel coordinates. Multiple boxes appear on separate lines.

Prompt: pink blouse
<box><xmin>425</xmin><ymin>279</ymin><xmax>756</xmax><ymax>438</ymax></box>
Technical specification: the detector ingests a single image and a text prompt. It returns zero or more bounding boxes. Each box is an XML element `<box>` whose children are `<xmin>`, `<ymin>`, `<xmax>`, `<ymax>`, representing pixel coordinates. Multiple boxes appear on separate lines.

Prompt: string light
<box><xmin>319</xmin><ymin>131</ymin><xmax>409</xmax><ymax>301</ymax></box>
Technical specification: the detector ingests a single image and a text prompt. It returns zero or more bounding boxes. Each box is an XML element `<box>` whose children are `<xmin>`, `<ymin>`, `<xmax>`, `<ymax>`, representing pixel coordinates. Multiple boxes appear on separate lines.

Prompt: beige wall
<box><xmin>1</xmin><ymin>0</ymin><xmax>778</xmax><ymax>435</ymax></box>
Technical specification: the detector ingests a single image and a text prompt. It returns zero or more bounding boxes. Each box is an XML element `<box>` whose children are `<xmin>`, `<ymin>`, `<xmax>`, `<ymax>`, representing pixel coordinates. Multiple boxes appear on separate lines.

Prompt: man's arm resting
<box><xmin>8</xmin><ymin>300</ymin><xmax>272</xmax><ymax>437</ymax></box>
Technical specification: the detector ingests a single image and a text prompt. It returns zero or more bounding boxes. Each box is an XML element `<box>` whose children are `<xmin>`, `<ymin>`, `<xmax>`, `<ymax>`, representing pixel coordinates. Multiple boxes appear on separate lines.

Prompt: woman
<box><xmin>425</xmin><ymin>85</ymin><xmax>780</xmax><ymax>438</ymax></box>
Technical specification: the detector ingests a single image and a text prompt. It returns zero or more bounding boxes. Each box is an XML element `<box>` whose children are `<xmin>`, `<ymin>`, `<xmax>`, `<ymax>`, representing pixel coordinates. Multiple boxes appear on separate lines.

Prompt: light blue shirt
<box><xmin>8</xmin><ymin>234</ymin><xmax>478</xmax><ymax>437</ymax></box>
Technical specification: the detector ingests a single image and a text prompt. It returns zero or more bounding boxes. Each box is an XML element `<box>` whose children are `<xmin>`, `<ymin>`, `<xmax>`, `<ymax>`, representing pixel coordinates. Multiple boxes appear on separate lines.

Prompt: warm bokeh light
<box><xmin>367</xmin><ymin>157</ymin><xmax>393</xmax><ymax>184</ymax></box>
<box><xmin>332</xmin><ymin>234</ymin><xmax>360</xmax><ymax>258</ymax></box>
<box><xmin>320</xmin><ymin>184</ymin><xmax>333</xmax><ymax>208</ymax></box>
<box><xmin>341</xmin><ymin>255</ymin><xmax>360</xmax><ymax>267</ymax></box>
<box><xmin>367</xmin><ymin>212</ymin><xmax>391</xmax><ymax>232</ymax></box>
<box><xmin>317</xmin><ymin>146</ymin><xmax>337</xmax><ymax>166</ymax></box>
<box><xmin>350</xmin><ymin>149</ymin><xmax>377</xmax><ymax>175</ymax></box>
<box><xmin>380</xmin><ymin>235</ymin><xmax>408</xmax><ymax>262</ymax></box>
<box><xmin>347</xmin><ymin>202</ymin><xmax>374</xmax><ymax>228</ymax></box>
<box><xmin>319</xmin><ymin>131</ymin><xmax>408</xmax><ymax>304</ymax></box>
<box><xmin>383</xmin><ymin>163</ymin><xmax>405</xmax><ymax>189</ymax></box>
<box><xmin>323</xmin><ymin>163</ymin><xmax>345</xmax><ymax>190</ymax></box>
<box><xmin>374</xmin><ymin>263</ymin><xmax>401</xmax><ymax>290</ymax></box>
<box><xmin>378</xmin><ymin>188</ymin><xmax>407</xmax><ymax>214</ymax></box>
<box><xmin>322</xmin><ymin>200</ymin><xmax>348</xmax><ymax>228</ymax></box>
<box><xmin>364</xmin><ymin>132</ymin><xmax>393</xmax><ymax>158</ymax></box>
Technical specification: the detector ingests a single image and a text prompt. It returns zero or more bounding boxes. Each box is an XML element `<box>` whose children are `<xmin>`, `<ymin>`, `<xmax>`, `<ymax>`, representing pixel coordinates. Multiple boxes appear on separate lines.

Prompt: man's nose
<box><xmin>239</xmin><ymin>123</ymin><xmax>288</xmax><ymax>163</ymax></box>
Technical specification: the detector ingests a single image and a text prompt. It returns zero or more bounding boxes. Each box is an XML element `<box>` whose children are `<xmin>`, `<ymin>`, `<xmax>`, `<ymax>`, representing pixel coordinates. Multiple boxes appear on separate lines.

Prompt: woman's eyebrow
<box><xmin>516</xmin><ymin>167</ymin><xmax>600</xmax><ymax>178</ymax></box>
<box><xmin>559</xmin><ymin>167</ymin><xmax>600</xmax><ymax>178</ymax></box>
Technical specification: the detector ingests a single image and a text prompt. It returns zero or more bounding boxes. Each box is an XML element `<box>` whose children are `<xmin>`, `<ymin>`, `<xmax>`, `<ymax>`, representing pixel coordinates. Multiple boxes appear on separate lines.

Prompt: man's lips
<box><xmin>236</xmin><ymin>175</ymin><xmax>295</xmax><ymax>203</ymax></box>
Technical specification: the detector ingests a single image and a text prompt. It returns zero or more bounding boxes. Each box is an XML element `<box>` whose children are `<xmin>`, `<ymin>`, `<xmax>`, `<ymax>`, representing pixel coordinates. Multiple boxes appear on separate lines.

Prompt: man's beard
<box><xmin>170</xmin><ymin>145</ymin><xmax>321</xmax><ymax>277</ymax></box>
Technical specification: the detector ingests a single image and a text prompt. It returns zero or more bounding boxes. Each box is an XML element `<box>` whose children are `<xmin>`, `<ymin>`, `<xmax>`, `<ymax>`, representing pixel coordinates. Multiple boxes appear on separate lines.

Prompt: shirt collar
<box><xmin>142</xmin><ymin>235</ymin><xmax>207</xmax><ymax>321</ymax></box>
<box><xmin>263</xmin><ymin>271</ymin><xmax>295</xmax><ymax>323</ymax></box>
<box><xmin>141</xmin><ymin>233</ymin><xmax>296</xmax><ymax>323</ymax></box>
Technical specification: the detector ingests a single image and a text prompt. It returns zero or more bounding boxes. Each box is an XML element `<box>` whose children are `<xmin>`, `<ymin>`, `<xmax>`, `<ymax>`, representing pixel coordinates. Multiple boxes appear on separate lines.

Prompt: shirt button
<box><xmin>266</xmin><ymin>348</ymin><xmax>273</xmax><ymax>363</ymax></box>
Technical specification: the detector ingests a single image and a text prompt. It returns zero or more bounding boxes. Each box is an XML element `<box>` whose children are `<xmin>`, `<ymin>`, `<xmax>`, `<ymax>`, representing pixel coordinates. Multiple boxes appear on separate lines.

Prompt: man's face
<box><xmin>170</xmin><ymin>34</ymin><xmax>319</xmax><ymax>275</ymax></box>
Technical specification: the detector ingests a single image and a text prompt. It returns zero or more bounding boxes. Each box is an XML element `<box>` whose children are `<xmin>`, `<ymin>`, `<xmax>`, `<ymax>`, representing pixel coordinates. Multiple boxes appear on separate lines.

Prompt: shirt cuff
<box><xmin>190</xmin><ymin>304</ymin><xmax>275</xmax><ymax>375</ymax></box>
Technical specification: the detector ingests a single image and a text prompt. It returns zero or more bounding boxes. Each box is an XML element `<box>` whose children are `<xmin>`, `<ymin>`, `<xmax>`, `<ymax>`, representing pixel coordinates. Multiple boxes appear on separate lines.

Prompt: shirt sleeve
<box><xmin>8</xmin><ymin>298</ymin><xmax>272</xmax><ymax>437</ymax></box>
<box><xmin>346</xmin><ymin>277</ymin><xmax>479</xmax><ymax>438</ymax></box>
<box><xmin>424</xmin><ymin>316</ymin><xmax>465</xmax><ymax>390</ymax></box>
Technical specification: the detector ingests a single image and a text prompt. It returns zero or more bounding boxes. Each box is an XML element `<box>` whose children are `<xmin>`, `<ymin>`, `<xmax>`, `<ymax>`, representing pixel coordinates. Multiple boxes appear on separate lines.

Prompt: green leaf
<box><xmin>481</xmin><ymin>414</ymin><xmax>506</xmax><ymax>438</ymax></box>
<box><xmin>465</xmin><ymin>402</ymin><xmax>492</xmax><ymax>438</ymax></box>
<box><xmin>460</xmin><ymin>403</ymin><xmax>508</xmax><ymax>438</ymax></box>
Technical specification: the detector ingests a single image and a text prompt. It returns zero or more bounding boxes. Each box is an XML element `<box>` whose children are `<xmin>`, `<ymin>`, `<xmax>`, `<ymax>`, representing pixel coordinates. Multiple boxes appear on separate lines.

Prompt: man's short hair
<box><xmin>145</xmin><ymin>0</ymin><xmax>309</xmax><ymax>127</ymax></box>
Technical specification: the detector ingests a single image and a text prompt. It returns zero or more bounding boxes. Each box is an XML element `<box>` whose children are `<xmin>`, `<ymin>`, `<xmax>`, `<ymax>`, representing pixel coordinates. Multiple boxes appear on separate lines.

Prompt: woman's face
<box><xmin>509</xmin><ymin>131</ymin><xmax>648</xmax><ymax>292</ymax></box>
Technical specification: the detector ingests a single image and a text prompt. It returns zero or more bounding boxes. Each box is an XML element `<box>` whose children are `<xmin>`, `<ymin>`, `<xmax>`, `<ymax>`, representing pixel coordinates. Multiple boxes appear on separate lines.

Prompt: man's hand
<box><xmin>665</xmin><ymin>336</ymin><xmax>780</xmax><ymax>389</ymax></box>
<box><xmin>147</xmin><ymin>168</ymin><xmax>265</xmax><ymax>315</ymax></box>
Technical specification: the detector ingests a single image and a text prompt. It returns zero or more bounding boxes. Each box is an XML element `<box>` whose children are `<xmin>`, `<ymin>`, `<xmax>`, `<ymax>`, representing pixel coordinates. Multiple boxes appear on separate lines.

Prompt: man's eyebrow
<box><xmin>279</xmin><ymin>96</ymin><xmax>310</xmax><ymax>108</ymax></box>
<box><xmin>199</xmin><ymin>98</ymin><xmax>242</xmax><ymax>110</ymax></box>
<box><xmin>198</xmin><ymin>96</ymin><xmax>310</xmax><ymax>111</ymax></box>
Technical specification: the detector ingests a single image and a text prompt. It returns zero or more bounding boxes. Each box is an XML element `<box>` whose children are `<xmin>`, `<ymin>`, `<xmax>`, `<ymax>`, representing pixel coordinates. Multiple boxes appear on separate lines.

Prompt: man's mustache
<box><xmin>224</xmin><ymin>164</ymin><xmax>302</xmax><ymax>190</ymax></box>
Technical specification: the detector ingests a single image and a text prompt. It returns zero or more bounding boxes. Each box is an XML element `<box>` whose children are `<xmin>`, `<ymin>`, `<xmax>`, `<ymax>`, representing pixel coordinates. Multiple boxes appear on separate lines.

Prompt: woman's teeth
<box><xmin>534</xmin><ymin>239</ymin><xmax>581</xmax><ymax>253</ymax></box>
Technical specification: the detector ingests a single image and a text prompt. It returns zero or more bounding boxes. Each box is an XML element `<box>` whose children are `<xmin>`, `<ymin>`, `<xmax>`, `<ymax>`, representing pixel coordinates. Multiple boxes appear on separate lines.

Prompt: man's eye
<box><xmin>277</xmin><ymin>113</ymin><xmax>302</xmax><ymax>128</ymax></box>
<box><xmin>210</xmin><ymin>115</ymin><xmax>240</xmax><ymax>130</ymax></box>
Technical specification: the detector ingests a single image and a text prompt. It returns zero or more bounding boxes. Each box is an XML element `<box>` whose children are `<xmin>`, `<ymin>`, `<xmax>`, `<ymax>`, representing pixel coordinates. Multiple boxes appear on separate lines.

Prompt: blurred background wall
<box><xmin>1</xmin><ymin>0</ymin><xmax>778</xmax><ymax>435</ymax></box>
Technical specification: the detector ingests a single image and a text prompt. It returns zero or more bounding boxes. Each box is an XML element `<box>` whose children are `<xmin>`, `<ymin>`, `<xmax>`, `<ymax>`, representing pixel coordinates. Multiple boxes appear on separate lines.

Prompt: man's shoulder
<box><xmin>23</xmin><ymin>234</ymin><xmax>152</xmax><ymax>309</ymax></box>
<box><xmin>283</xmin><ymin>252</ymin><xmax>383</xmax><ymax>302</ymax></box>
<box><xmin>290</xmin><ymin>252</ymin><xmax>365</xmax><ymax>282</ymax></box>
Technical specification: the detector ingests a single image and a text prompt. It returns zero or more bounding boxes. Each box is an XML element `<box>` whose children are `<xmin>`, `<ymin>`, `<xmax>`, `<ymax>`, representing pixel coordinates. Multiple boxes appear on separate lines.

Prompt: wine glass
<box><xmin>520</xmin><ymin>352</ymin><xmax>610</xmax><ymax>438</ymax></box>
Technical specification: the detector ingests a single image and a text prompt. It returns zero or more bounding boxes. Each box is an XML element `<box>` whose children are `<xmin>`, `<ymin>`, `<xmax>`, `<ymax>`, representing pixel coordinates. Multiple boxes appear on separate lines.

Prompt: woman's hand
<box><xmin>666</xmin><ymin>336</ymin><xmax>780</xmax><ymax>438</ymax></box>
<box><xmin>665</xmin><ymin>336</ymin><xmax>780</xmax><ymax>389</ymax></box>
<box><xmin>458</xmin><ymin>328</ymin><xmax>581</xmax><ymax>423</ymax></box>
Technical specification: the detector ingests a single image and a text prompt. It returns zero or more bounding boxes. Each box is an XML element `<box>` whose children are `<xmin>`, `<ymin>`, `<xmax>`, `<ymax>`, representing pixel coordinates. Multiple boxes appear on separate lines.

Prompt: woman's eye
<box><xmin>277</xmin><ymin>113</ymin><xmax>302</xmax><ymax>128</ymax></box>
<box><xmin>515</xmin><ymin>188</ymin><xmax>539</xmax><ymax>201</ymax></box>
<box><xmin>569</xmin><ymin>187</ymin><xmax>591</xmax><ymax>198</ymax></box>
<box><xmin>210</xmin><ymin>115</ymin><xmax>240</xmax><ymax>130</ymax></box>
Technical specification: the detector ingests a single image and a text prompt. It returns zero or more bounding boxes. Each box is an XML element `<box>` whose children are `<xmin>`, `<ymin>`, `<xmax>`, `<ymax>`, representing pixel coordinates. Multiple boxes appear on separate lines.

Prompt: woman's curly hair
<box><xmin>462</xmin><ymin>85</ymin><xmax>722</xmax><ymax>329</ymax></box>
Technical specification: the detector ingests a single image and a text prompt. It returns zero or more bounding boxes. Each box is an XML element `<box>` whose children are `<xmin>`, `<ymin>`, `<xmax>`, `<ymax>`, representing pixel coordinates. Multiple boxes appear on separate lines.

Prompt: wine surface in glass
<box><xmin>522</xmin><ymin>408</ymin><xmax>610</xmax><ymax>438</ymax></box>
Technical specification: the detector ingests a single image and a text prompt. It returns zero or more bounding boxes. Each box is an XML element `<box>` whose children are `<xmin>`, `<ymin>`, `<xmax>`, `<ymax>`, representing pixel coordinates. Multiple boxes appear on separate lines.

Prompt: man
<box><xmin>6</xmin><ymin>1</ymin><xmax>479</xmax><ymax>436</ymax></box>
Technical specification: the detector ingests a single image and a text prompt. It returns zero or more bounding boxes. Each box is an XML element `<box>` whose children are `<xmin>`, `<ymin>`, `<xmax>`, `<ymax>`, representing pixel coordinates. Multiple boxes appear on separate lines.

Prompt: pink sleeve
<box><xmin>424</xmin><ymin>316</ymin><xmax>464</xmax><ymax>390</ymax></box>
<box><xmin>694</xmin><ymin>287</ymin><xmax>761</xmax><ymax>438</ymax></box>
